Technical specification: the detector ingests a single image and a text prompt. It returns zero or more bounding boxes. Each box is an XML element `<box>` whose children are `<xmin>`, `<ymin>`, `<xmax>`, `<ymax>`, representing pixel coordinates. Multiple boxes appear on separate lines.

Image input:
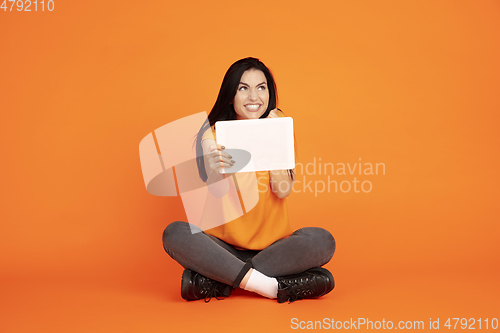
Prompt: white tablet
<box><xmin>215</xmin><ymin>117</ymin><xmax>295</xmax><ymax>173</ymax></box>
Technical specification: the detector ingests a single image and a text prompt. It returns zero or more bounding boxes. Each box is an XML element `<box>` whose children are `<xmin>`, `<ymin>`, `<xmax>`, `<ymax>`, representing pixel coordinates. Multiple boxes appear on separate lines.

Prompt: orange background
<box><xmin>1</xmin><ymin>1</ymin><xmax>499</xmax><ymax>332</ymax></box>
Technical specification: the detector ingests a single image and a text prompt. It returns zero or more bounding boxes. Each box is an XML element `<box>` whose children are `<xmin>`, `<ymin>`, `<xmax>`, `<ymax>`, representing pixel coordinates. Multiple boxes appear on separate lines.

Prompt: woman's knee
<box><xmin>302</xmin><ymin>227</ymin><xmax>336</xmax><ymax>263</ymax></box>
<box><xmin>318</xmin><ymin>228</ymin><xmax>335</xmax><ymax>254</ymax></box>
<box><xmin>162</xmin><ymin>221</ymin><xmax>189</xmax><ymax>249</ymax></box>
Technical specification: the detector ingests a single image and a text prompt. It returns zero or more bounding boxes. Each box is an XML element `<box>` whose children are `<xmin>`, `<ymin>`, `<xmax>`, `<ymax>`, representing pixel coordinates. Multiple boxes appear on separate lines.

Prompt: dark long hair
<box><xmin>195</xmin><ymin>57</ymin><xmax>294</xmax><ymax>182</ymax></box>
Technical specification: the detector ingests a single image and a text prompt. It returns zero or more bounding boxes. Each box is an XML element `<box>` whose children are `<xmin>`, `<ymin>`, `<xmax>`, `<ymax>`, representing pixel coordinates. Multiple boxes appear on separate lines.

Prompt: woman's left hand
<box><xmin>266</xmin><ymin>108</ymin><xmax>280</xmax><ymax>119</ymax></box>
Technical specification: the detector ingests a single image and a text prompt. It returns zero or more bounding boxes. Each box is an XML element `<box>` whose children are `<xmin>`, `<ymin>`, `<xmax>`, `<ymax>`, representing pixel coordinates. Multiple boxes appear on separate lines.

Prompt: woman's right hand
<box><xmin>207</xmin><ymin>144</ymin><xmax>235</xmax><ymax>174</ymax></box>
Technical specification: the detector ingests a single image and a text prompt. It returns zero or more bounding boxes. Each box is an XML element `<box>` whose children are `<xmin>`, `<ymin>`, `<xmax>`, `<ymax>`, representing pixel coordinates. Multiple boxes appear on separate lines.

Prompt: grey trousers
<box><xmin>162</xmin><ymin>221</ymin><xmax>336</xmax><ymax>286</ymax></box>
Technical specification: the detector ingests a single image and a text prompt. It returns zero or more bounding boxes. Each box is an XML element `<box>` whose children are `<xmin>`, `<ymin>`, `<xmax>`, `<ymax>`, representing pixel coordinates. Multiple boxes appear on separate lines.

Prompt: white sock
<box><xmin>243</xmin><ymin>269</ymin><xmax>278</xmax><ymax>299</ymax></box>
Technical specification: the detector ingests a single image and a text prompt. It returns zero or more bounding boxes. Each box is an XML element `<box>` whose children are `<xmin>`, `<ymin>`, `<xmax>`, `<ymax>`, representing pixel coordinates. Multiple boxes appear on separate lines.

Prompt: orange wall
<box><xmin>1</xmin><ymin>0</ymin><xmax>499</xmax><ymax>290</ymax></box>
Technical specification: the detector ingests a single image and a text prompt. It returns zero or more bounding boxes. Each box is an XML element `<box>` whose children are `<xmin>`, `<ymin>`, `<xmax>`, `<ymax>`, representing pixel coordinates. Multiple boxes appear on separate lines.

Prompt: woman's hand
<box><xmin>207</xmin><ymin>144</ymin><xmax>235</xmax><ymax>174</ymax></box>
<box><xmin>201</xmin><ymin>140</ymin><xmax>231</xmax><ymax>197</ymax></box>
<box><xmin>269</xmin><ymin>169</ymin><xmax>294</xmax><ymax>199</ymax></box>
<box><xmin>266</xmin><ymin>108</ymin><xmax>280</xmax><ymax>119</ymax></box>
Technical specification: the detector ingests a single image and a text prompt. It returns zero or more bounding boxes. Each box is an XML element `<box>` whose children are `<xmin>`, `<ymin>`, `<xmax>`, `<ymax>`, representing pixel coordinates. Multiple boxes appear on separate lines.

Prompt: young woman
<box><xmin>162</xmin><ymin>57</ymin><xmax>336</xmax><ymax>303</ymax></box>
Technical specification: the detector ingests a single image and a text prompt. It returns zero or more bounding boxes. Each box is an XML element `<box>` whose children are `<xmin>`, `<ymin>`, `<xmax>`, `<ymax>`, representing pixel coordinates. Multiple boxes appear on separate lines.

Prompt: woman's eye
<box><xmin>238</xmin><ymin>86</ymin><xmax>247</xmax><ymax>91</ymax></box>
<box><xmin>258</xmin><ymin>86</ymin><xmax>266</xmax><ymax>90</ymax></box>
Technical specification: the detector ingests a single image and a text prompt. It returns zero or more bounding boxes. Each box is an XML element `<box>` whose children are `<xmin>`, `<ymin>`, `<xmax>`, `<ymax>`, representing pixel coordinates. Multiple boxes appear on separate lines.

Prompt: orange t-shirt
<box><xmin>201</xmin><ymin>125</ymin><xmax>293</xmax><ymax>250</ymax></box>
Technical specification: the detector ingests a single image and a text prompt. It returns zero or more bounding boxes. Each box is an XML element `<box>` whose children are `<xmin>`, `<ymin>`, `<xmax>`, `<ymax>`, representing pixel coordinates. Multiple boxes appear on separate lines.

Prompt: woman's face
<box><xmin>233</xmin><ymin>69</ymin><xmax>269</xmax><ymax>120</ymax></box>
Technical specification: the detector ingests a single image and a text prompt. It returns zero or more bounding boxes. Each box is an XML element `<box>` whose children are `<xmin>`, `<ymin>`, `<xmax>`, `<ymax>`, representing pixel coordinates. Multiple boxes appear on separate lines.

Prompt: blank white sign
<box><xmin>215</xmin><ymin>117</ymin><xmax>295</xmax><ymax>173</ymax></box>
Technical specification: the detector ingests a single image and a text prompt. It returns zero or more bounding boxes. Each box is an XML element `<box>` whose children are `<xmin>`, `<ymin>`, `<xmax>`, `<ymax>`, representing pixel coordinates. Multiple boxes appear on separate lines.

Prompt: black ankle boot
<box><xmin>276</xmin><ymin>267</ymin><xmax>335</xmax><ymax>303</ymax></box>
<box><xmin>181</xmin><ymin>269</ymin><xmax>232</xmax><ymax>302</ymax></box>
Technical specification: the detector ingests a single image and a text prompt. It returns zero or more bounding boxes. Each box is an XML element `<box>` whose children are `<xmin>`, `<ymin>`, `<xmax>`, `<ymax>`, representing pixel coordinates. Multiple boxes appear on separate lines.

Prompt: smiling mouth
<box><xmin>245</xmin><ymin>104</ymin><xmax>261</xmax><ymax>111</ymax></box>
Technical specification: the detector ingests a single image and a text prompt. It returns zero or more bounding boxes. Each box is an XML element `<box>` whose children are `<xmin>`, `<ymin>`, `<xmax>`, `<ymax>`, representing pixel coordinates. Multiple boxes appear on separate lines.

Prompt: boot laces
<box><xmin>199</xmin><ymin>277</ymin><xmax>225</xmax><ymax>303</ymax></box>
<box><xmin>282</xmin><ymin>276</ymin><xmax>317</xmax><ymax>303</ymax></box>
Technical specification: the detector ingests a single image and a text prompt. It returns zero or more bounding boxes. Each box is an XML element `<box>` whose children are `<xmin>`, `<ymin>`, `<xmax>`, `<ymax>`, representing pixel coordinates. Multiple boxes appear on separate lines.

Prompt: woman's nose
<box><xmin>248</xmin><ymin>88</ymin><xmax>258</xmax><ymax>101</ymax></box>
